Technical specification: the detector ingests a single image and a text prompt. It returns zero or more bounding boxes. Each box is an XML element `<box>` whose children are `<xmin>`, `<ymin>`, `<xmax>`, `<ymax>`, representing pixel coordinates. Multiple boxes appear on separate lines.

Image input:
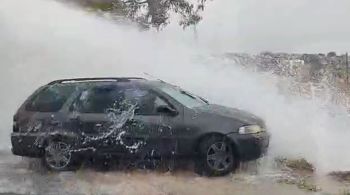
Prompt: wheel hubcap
<box><xmin>45</xmin><ymin>142</ymin><xmax>71</xmax><ymax>170</ymax></box>
<box><xmin>206</xmin><ymin>142</ymin><xmax>233</xmax><ymax>171</ymax></box>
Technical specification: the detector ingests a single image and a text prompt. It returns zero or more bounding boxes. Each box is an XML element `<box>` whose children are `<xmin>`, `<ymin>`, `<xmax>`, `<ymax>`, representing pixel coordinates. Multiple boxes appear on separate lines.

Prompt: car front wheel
<box><xmin>196</xmin><ymin>136</ymin><xmax>236</xmax><ymax>176</ymax></box>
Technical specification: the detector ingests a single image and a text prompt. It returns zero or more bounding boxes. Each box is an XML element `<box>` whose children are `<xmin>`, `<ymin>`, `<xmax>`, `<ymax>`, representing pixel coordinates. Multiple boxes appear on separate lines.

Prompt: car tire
<box><xmin>42</xmin><ymin>140</ymin><xmax>80</xmax><ymax>171</ymax></box>
<box><xmin>196</xmin><ymin>135</ymin><xmax>236</xmax><ymax>176</ymax></box>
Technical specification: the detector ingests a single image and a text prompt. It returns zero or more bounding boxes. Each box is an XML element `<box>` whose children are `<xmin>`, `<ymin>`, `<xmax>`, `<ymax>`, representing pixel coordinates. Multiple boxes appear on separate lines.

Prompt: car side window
<box><xmin>72</xmin><ymin>86</ymin><xmax>172</xmax><ymax>115</ymax></box>
<box><xmin>75</xmin><ymin>86</ymin><xmax>124</xmax><ymax>113</ymax></box>
<box><xmin>124</xmin><ymin>88</ymin><xmax>171</xmax><ymax>115</ymax></box>
<box><xmin>26</xmin><ymin>84</ymin><xmax>76</xmax><ymax>112</ymax></box>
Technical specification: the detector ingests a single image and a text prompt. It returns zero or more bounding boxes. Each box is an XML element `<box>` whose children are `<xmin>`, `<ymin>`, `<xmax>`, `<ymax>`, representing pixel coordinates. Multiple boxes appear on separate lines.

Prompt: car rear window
<box><xmin>25</xmin><ymin>84</ymin><xmax>76</xmax><ymax>112</ymax></box>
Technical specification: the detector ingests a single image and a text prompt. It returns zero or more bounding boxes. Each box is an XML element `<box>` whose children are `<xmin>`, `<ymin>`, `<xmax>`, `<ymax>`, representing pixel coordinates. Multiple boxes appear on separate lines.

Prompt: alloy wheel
<box><xmin>206</xmin><ymin>142</ymin><xmax>233</xmax><ymax>172</ymax></box>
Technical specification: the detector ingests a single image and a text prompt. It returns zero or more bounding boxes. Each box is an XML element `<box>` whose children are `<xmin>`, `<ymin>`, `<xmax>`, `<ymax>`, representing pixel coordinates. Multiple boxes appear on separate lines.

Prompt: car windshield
<box><xmin>159</xmin><ymin>84</ymin><xmax>208</xmax><ymax>108</ymax></box>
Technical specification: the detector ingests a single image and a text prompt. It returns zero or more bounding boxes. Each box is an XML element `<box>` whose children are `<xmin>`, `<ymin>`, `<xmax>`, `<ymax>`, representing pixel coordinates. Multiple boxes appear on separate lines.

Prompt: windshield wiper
<box><xmin>181</xmin><ymin>90</ymin><xmax>209</xmax><ymax>104</ymax></box>
<box><xmin>198</xmin><ymin>96</ymin><xmax>209</xmax><ymax>104</ymax></box>
<box><xmin>180</xmin><ymin>90</ymin><xmax>196</xmax><ymax>99</ymax></box>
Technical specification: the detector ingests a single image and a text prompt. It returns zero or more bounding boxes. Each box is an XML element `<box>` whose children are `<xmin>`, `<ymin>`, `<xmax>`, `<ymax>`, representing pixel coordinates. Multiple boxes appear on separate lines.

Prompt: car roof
<box><xmin>46</xmin><ymin>77</ymin><xmax>171</xmax><ymax>89</ymax></box>
<box><xmin>47</xmin><ymin>77</ymin><xmax>146</xmax><ymax>85</ymax></box>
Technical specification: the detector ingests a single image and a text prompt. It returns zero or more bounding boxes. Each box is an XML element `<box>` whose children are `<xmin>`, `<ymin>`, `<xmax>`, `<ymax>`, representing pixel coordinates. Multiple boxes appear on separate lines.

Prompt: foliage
<box><xmin>327</xmin><ymin>51</ymin><xmax>337</xmax><ymax>58</ymax></box>
<box><xmin>112</xmin><ymin>0</ymin><xmax>208</xmax><ymax>29</ymax></box>
<box><xmin>79</xmin><ymin>0</ymin><xmax>209</xmax><ymax>29</ymax></box>
<box><xmin>339</xmin><ymin>189</ymin><xmax>350</xmax><ymax>195</ymax></box>
<box><xmin>275</xmin><ymin>158</ymin><xmax>315</xmax><ymax>172</ymax></box>
<box><xmin>329</xmin><ymin>171</ymin><xmax>350</xmax><ymax>182</ymax></box>
<box><xmin>88</xmin><ymin>2</ymin><xmax>114</xmax><ymax>11</ymax></box>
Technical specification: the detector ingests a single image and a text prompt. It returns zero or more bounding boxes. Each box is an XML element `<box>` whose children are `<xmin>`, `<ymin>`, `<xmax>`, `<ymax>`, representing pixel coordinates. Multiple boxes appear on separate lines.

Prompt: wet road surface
<box><xmin>0</xmin><ymin>150</ymin><xmax>346</xmax><ymax>195</ymax></box>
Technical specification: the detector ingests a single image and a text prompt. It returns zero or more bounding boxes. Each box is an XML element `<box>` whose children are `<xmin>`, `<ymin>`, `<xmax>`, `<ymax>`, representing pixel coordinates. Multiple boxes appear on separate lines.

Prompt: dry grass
<box><xmin>276</xmin><ymin>158</ymin><xmax>315</xmax><ymax>173</ymax></box>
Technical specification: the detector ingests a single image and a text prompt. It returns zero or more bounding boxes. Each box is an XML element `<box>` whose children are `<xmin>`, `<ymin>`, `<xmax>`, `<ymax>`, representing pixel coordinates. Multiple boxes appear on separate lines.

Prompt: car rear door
<box><xmin>69</xmin><ymin>84</ymin><xmax>127</xmax><ymax>153</ymax></box>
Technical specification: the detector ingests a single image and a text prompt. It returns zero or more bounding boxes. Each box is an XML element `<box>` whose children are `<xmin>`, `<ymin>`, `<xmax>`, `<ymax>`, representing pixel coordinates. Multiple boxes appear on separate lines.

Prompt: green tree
<box><xmin>113</xmin><ymin>0</ymin><xmax>208</xmax><ymax>29</ymax></box>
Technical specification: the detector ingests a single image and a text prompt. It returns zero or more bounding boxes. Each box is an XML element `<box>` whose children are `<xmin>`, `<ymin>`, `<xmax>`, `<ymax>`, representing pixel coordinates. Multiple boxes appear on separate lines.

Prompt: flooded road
<box><xmin>0</xmin><ymin>150</ymin><xmax>346</xmax><ymax>195</ymax></box>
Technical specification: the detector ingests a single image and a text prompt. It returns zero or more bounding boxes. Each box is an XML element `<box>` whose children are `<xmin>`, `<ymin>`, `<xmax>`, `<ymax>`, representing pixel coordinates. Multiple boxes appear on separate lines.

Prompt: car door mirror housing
<box><xmin>156</xmin><ymin>105</ymin><xmax>178</xmax><ymax>116</ymax></box>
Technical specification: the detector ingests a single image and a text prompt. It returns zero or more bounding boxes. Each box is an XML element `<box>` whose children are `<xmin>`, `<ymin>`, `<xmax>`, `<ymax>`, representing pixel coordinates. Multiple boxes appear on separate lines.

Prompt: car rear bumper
<box><xmin>227</xmin><ymin>131</ymin><xmax>270</xmax><ymax>161</ymax></box>
<box><xmin>11</xmin><ymin>133</ymin><xmax>43</xmax><ymax>157</ymax></box>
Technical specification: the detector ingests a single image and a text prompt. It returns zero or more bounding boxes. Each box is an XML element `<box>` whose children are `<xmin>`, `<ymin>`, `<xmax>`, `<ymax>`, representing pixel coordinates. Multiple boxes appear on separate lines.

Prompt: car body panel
<box><xmin>11</xmin><ymin>78</ymin><xmax>270</xmax><ymax>163</ymax></box>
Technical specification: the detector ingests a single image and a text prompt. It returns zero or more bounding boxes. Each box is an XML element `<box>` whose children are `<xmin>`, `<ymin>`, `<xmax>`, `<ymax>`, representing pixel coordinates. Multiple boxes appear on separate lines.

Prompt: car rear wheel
<box><xmin>43</xmin><ymin>141</ymin><xmax>77</xmax><ymax>171</ymax></box>
<box><xmin>196</xmin><ymin>135</ymin><xmax>236</xmax><ymax>176</ymax></box>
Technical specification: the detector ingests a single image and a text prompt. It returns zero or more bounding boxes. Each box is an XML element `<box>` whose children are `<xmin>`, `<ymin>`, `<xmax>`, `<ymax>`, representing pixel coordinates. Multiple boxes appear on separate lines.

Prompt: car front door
<box><xmin>120</xmin><ymin>87</ymin><xmax>180</xmax><ymax>157</ymax></box>
<box><xmin>70</xmin><ymin>84</ymin><xmax>181</xmax><ymax>157</ymax></box>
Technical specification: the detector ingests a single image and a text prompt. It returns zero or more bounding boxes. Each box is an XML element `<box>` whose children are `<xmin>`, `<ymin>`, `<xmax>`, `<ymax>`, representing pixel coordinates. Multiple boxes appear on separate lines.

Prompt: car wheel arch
<box><xmin>42</xmin><ymin>134</ymin><xmax>71</xmax><ymax>147</ymax></box>
<box><xmin>195</xmin><ymin>133</ymin><xmax>239</xmax><ymax>160</ymax></box>
<box><xmin>36</xmin><ymin>135</ymin><xmax>68</xmax><ymax>156</ymax></box>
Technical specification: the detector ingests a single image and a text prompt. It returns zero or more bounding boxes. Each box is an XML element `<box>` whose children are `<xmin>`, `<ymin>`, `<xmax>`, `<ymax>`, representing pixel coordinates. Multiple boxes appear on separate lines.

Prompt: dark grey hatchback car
<box><xmin>11</xmin><ymin>77</ymin><xmax>269</xmax><ymax>176</ymax></box>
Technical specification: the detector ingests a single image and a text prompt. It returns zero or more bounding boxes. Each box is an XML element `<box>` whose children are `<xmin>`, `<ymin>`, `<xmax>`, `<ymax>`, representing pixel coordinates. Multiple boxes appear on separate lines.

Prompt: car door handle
<box><xmin>69</xmin><ymin>116</ymin><xmax>80</xmax><ymax>122</ymax></box>
<box><xmin>69</xmin><ymin>117</ymin><xmax>81</xmax><ymax>127</ymax></box>
<box><xmin>124</xmin><ymin>119</ymin><xmax>136</xmax><ymax>125</ymax></box>
<box><xmin>120</xmin><ymin>133</ymin><xmax>136</xmax><ymax>145</ymax></box>
<box><xmin>122</xmin><ymin>134</ymin><xmax>132</xmax><ymax>139</ymax></box>
<box><xmin>50</xmin><ymin>120</ymin><xmax>61</xmax><ymax>125</ymax></box>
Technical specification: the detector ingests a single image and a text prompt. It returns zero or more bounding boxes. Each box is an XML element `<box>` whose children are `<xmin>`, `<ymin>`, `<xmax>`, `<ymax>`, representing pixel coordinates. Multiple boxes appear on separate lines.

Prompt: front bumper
<box><xmin>227</xmin><ymin>131</ymin><xmax>270</xmax><ymax>161</ymax></box>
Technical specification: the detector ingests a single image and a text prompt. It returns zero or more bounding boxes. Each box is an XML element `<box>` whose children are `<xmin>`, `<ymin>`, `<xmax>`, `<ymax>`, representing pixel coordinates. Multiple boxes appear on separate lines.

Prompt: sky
<box><xmin>163</xmin><ymin>0</ymin><xmax>350</xmax><ymax>54</ymax></box>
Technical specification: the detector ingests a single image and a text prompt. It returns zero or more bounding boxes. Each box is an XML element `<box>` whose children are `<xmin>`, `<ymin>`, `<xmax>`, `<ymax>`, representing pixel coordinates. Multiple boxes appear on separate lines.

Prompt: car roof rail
<box><xmin>47</xmin><ymin>77</ymin><xmax>146</xmax><ymax>85</ymax></box>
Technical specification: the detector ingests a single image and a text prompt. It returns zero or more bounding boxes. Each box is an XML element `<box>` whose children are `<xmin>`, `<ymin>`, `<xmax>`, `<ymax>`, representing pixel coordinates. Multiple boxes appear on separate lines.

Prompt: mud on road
<box><xmin>0</xmin><ymin>150</ymin><xmax>349</xmax><ymax>195</ymax></box>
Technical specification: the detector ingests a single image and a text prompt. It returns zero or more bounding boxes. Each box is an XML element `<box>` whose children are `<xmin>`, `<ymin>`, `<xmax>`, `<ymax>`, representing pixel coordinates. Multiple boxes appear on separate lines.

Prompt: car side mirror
<box><xmin>156</xmin><ymin>105</ymin><xmax>178</xmax><ymax>116</ymax></box>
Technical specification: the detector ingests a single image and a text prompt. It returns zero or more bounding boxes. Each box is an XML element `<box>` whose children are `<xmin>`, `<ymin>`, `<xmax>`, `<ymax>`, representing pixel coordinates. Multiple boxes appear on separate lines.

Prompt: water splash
<box><xmin>1</xmin><ymin>0</ymin><xmax>350</xmax><ymax>173</ymax></box>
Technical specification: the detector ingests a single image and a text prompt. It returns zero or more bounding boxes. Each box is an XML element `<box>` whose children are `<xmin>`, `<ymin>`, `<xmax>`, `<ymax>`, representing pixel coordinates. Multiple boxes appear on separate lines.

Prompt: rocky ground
<box><xmin>0</xmin><ymin>150</ymin><xmax>350</xmax><ymax>195</ymax></box>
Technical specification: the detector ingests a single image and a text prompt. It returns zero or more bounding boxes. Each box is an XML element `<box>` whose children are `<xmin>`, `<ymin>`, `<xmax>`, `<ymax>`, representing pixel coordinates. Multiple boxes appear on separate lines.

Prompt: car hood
<box><xmin>193</xmin><ymin>104</ymin><xmax>265</xmax><ymax>128</ymax></box>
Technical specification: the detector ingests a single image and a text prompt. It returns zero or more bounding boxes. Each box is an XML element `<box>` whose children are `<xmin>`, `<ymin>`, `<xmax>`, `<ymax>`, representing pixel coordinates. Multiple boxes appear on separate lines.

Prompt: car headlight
<box><xmin>238</xmin><ymin>125</ymin><xmax>264</xmax><ymax>134</ymax></box>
